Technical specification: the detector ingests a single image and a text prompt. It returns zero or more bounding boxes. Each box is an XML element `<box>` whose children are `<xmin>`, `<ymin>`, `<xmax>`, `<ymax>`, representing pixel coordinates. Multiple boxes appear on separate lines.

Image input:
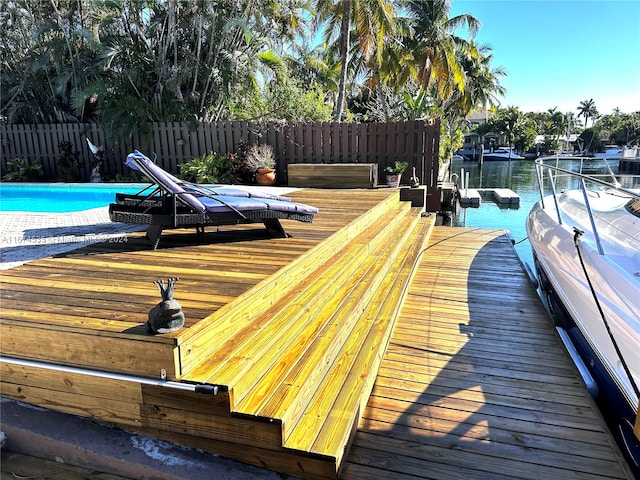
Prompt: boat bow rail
<box><xmin>533</xmin><ymin>156</ymin><xmax>640</xmax><ymax>256</ymax></box>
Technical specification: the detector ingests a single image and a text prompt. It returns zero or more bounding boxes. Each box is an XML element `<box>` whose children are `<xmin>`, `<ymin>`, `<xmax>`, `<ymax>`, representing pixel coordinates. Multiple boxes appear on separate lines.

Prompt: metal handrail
<box><xmin>535</xmin><ymin>156</ymin><xmax>640</xmax><ymax>195</ymax></box>
<box><xmin>534</xmin><ymin>156</ymin><xmax>640</xmax><ymax>256</ymax></box>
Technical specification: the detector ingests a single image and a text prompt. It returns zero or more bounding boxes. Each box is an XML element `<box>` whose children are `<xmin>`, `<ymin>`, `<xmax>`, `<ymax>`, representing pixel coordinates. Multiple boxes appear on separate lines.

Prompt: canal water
<box><xmin>449</xmin><ymin>156</ymin><xmax>639</xmax><ymax>270</ymax></box>
<box><xmin>450</xmin><ymin>157</ymin><xmax>541</xmax><ymax>270</ymax></box>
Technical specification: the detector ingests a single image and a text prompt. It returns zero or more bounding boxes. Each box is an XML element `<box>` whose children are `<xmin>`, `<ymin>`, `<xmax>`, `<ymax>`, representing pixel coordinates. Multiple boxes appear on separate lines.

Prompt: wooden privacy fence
<box><xmin>0</xmin><ymin>120</ymin><xmax>439</xmax><ymax>189</ymax></box>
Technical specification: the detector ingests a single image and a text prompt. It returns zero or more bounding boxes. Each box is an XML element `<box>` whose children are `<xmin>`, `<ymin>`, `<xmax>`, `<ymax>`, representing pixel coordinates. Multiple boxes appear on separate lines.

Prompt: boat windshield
<box><xmin>626</xmin><ymin>199</ymin><xmax>640</xmax><ymax>218</ymax></box>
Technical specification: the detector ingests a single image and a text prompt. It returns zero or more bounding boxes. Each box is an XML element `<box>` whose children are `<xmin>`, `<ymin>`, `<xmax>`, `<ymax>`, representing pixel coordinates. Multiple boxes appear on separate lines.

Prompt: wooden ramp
<box><xmin>0</xmin><ymin>188</ymin><xmax>434</xmax><ymax>479</ymax></box>
<box><xmin>342</xmin><ymin>227</ymin><xmax>632</xmax><ymax>479</ymax></box>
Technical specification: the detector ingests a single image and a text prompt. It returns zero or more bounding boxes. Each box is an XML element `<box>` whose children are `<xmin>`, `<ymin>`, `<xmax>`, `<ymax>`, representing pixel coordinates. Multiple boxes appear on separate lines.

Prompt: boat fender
<box><xmin>533</xmin><ymin>257</ymin><xmax>551</xmax><ymax>291</ymax></box>
<box><xmin>556</xmin><ymin>327</ymin><xmax>599</xmax><ymax>398</ymax></box>
<box><xmin>522</xmin><ymin>262</ymin><xmax>539</xmax><ymax>290</ymax></box>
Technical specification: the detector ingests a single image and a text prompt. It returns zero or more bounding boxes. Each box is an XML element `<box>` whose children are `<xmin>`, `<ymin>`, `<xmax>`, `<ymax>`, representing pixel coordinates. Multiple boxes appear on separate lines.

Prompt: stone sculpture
<box><xmin>147</xmin><ymin>277</ymin><xmax>185</xmax><ymax>334</ymax></box>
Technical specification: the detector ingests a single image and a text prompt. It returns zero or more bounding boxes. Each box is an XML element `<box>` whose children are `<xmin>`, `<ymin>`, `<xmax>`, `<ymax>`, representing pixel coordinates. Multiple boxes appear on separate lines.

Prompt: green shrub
<box><xmin>56</xmin><ymin>140</ymin><xmax>81</xmax><ymax>181</ymax></box>
<box><xmin>384</xmin><ymin>161</ymin><xmax>408</xmax><ymax>175</ymax></box>
<box><xmin>2</xmin><ymin>158</ymin><xmax>45</xmax><ymax>181</ymax></box>
<box><xmin>178</xmin><ymin>152</ymin><xmax>240</xmax><ymax>184</ymax></box>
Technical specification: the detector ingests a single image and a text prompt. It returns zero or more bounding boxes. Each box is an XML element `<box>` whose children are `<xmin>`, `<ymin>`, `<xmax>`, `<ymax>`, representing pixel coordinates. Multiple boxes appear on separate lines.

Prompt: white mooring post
<box><xmin>465</xmin><ymin>171</ymin><xmax>470</xmax><ymax>197</ymax></box>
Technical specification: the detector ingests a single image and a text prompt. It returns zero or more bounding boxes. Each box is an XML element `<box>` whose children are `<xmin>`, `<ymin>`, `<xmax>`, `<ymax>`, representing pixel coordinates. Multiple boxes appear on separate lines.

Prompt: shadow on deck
<box><xmin>343</xmin><ymin>228</ymin><xmax>633</xmax><ymax>479</ymax></box>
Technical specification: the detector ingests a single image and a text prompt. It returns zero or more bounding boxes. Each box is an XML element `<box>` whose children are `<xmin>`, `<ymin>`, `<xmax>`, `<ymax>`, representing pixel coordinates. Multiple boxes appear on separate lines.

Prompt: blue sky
<box><xmin>449</xmin><ymin>0</ymin><xmax>640</xmax><ymax>115</ymax></box>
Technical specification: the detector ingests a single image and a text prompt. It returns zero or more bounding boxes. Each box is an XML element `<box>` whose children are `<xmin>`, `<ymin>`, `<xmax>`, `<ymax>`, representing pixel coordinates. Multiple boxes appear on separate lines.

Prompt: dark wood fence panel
<box><xmin>1</xmin><ymin>120</ymin><xmax>439</xmax><ymax>191</ymax></box>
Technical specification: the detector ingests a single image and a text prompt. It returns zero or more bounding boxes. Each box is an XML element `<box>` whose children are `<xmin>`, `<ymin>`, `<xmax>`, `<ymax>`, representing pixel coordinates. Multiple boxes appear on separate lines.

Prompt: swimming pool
<box><xmin>0</xmin><ymin>183</ymin><xmax>151</xmax><ymax>212</ymax></box>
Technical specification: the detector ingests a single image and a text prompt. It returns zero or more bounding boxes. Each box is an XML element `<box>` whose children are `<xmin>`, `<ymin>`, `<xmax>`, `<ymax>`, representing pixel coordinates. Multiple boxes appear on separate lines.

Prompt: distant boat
<box><xmin>482</xmin><ymin>147</ymin><xmax>525</xmax><ymax>161</ymax></box>
<box><xmin>593</xmin><ymin>145</ymin><xmax>624</xmax><ymax>160</ymax></box>
<box><xmin>526</xmin><ymin>156</ymin><xmax>640</xmax><ymax>476</ymax></box>
<box><xmin>456</xmin><ymin>146</ymin><xmax>525</xmax><ymax>161</ymax></box>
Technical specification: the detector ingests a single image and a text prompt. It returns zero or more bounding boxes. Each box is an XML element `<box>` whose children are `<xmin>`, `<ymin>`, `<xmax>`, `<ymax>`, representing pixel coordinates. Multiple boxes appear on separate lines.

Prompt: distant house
<box><xmin>460</xmin><ymin>108</ymin><xmax>509</xmax><ymax>150</ymax></box>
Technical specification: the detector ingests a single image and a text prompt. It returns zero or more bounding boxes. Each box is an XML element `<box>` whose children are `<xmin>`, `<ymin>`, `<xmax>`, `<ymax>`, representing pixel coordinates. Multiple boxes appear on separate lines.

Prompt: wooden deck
<box><xmin>343</xmin><ymin>227</ymin><xmax>632</xmax><ymax>479</ymax></box>
<box><xmin>0</xmin><ymin>191</ymin><xmax>633</xmax><ymax>479</ymax></box>
<box><xmin>1</xmin><ymin>188</ymin><xmax>434</xmax><ymax>479</ymax></box>
<box><xmin>0</xmin><ymin>189</ymin><xmax>396</xmax><ymax>379</ymax></box>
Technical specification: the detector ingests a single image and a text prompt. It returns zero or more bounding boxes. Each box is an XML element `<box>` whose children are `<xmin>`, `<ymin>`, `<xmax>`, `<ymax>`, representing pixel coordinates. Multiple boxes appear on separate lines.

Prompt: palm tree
<box><xmin>0</xmin><ymin>0</ymin><xmax>105</xmax><ymax>123</ymax></box>
<box><xmin>314</xmin><ymin>0</ymin><xmax>397</xmax><ymax>121</ymax></box>
<box><xmin>577</xmin><ymin>98</ymin><xmax>599</xmax><ymax>128</ymax></box>
<box><xmin>2</xmin><ymin>0</ymin><xmax>307</xmax><ymax>127</ymax></box>
<box><xmin>443</xmin><ymin>41</ymin><xmax>505</xmax><ymax>122</ymax></box>
<box><xmin>286</xmin><ymin>43</ymin><xmax>341</xmax><ymax>104</ymax></box>
<box><xmin>546</xmin><ymin>107</ymin><xmax>565</xmax><ymax>143</ymax></box>
<box><xmin>333</xmin><ymin>0</ymin><xmax>352</xmax><ymax>121</ymax></box>
<box><xmin>403</xmin><ymin>0</ymin><xmax>480</xmax><ymax>100</ymax></box>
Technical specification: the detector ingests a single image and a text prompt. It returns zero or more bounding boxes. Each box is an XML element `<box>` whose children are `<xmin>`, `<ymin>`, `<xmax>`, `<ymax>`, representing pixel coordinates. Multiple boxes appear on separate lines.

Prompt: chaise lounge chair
<box><xmin>109</xmin><ymin>150</ymin><xmax>318</xmax><ymax>249</ymax></box>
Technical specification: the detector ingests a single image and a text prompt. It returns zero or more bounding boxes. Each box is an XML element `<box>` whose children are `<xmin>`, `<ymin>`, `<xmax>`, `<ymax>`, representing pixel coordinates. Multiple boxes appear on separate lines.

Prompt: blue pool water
<box><xmin>0</xmin><ymin>183</ymin><xmax>150</xmax><ymax>212</ymax></box>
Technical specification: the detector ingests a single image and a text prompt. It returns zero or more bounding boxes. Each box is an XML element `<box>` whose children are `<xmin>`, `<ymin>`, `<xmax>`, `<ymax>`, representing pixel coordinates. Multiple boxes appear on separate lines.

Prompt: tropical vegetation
<box><xmin>2</xmin><ymin>0</ymin><xmax>636</xmax><ymax>163</ymax></box>
<box><xmin>577</xmin><ymin>98</ymin><xmax>599</xmax><ymax>129</ymax></box>
<box><xmin>177</xmin><ymin>152</ymin><xmax>241</xmax><ymax>184</ymax></box>
<box><xmin>474</xmin><ymin>103</ymin><xmax>639</xmax><ymax>155</ymax></box>
<box><xmin>0</xmin><ymin>0</ymin><xmax>504</xmax><ymax>144</ymax></box>
<box><xmin>384</xmin><ymin>160</ymin><xmax>408</xmax><ymax>175</ymax></box>
<box><xmin>1</xmin><ymin>157</ymin><xmax>44</xmax><ymax>182</ymax></box>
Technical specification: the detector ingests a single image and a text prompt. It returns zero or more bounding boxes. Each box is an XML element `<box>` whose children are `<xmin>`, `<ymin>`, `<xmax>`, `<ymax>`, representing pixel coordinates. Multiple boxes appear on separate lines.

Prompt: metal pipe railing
<box><xmin>0</xmin><ymin>356</ymin><xmax>223</xmax><ymax>395</ymax></box>
<box><xmin>535</xmin><ymin>156</ymin><xmax>640</xmax><ymax>196</ymax></box>
<box><xmin>579</xmin><ymin>178</ymin><xmax>605</xmax><ymax>255</ymax></box>
<box><xmin>534</xmin><ymin>156</ymin><xmax>640</xmax><ymax>257</ymax></box>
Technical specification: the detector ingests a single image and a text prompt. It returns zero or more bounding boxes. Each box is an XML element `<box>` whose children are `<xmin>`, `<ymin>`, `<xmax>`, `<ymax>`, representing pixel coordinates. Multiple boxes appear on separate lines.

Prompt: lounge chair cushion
<box><xmin>204</xmin><ymin>186</ymin><xmax>292</xmax><ymax>203</ymax></box>
<box><xmin>199</xmin><ymin>196</ymin><xmax>319</xmax><ymax>214</ymax></box>
<box><xmin>126</xmin><ymin>151</ymin><xmax>207</xmax><ymax>213</ymax></box>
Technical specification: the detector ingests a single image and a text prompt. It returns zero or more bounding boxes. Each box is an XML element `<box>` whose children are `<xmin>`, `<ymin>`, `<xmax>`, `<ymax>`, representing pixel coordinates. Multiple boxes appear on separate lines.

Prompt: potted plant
<box><xmin>244</xmin><ymin>144</ymin><xmax>276</xmax><ymax>185</ymax></box>
<box><xmin>384</xmin><ymin>161</ymin><xmax>408</xmax><ymax>187</ymax></box>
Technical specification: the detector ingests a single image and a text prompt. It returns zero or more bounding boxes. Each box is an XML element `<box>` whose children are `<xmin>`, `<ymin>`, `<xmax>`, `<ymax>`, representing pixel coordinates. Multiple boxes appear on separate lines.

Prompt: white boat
<box><xmin>482</xmin><ymin>147</ymin><xmax>525</xmax><ymax>161</ymax></box>
<box><xmin>593</xmin><ymin>145</ymin><xmax>624</xmax><ymax>160</ymax></box>
<box><xmin>456</xmin><ymin>146</ymin><xmax>525</xmax><ymax>161</ymax></box>
<box><xmin>526</xmin><ymin>156</ymin><xmax>640</xmax><ymax>474</ymax></box>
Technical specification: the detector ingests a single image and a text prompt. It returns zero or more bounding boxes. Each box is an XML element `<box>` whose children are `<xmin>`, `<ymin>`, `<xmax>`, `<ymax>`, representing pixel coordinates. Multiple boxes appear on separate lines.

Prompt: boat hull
<box><xmin>527</xmin><ymin>196</ymin><xmax>640</xmax><ymax>474</ymax></box>
<box><xmin>482</xmin><ymin>153</ymin><xmax>526</xmax><ymax>161</ymax></box>
<box><xmin>532</xmin><ymin>252</ymin><xmax>640</xmax><ymax>475</ymax></box>
<box><xmin>456</xmin><ymin>147</ymin><xmax>525</xmax><ymax>161</ymax></box>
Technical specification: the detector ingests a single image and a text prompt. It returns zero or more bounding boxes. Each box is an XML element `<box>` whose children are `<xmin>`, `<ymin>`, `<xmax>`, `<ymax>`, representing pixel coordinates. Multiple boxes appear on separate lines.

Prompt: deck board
<box><xmin>0</xmin><ymin>189</ymin><xmax>395</xmax><ymax>378</ymax></box>
<box><xmin>1</xmin><ymin>196</ymin><xmax>633</xmax><ymax>480</ymax></box>
<box><xmin>342</xmin><ymin>226</ymin><xmax>632</xmax><ymax>480</ymax></box>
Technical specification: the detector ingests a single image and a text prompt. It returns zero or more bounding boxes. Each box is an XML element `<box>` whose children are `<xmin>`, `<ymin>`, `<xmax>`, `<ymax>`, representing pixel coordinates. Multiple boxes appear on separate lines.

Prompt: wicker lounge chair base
<box><xmin>109</xmin><ymin>204</ymin><xmax>296</xmax><ymax>249</ymax></box>
<box><xmin>108</xmin><ymin>151</ymin><xmax>318</xmax><ymax>250</ymax></box>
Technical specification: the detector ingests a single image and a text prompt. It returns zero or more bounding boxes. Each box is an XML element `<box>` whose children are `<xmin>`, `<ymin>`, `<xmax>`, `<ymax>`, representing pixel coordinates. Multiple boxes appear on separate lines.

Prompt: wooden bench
<box><xmin>287</xmin><ymin>163</ymin><xmax>378</xmax><ymax>188</ymax></box>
